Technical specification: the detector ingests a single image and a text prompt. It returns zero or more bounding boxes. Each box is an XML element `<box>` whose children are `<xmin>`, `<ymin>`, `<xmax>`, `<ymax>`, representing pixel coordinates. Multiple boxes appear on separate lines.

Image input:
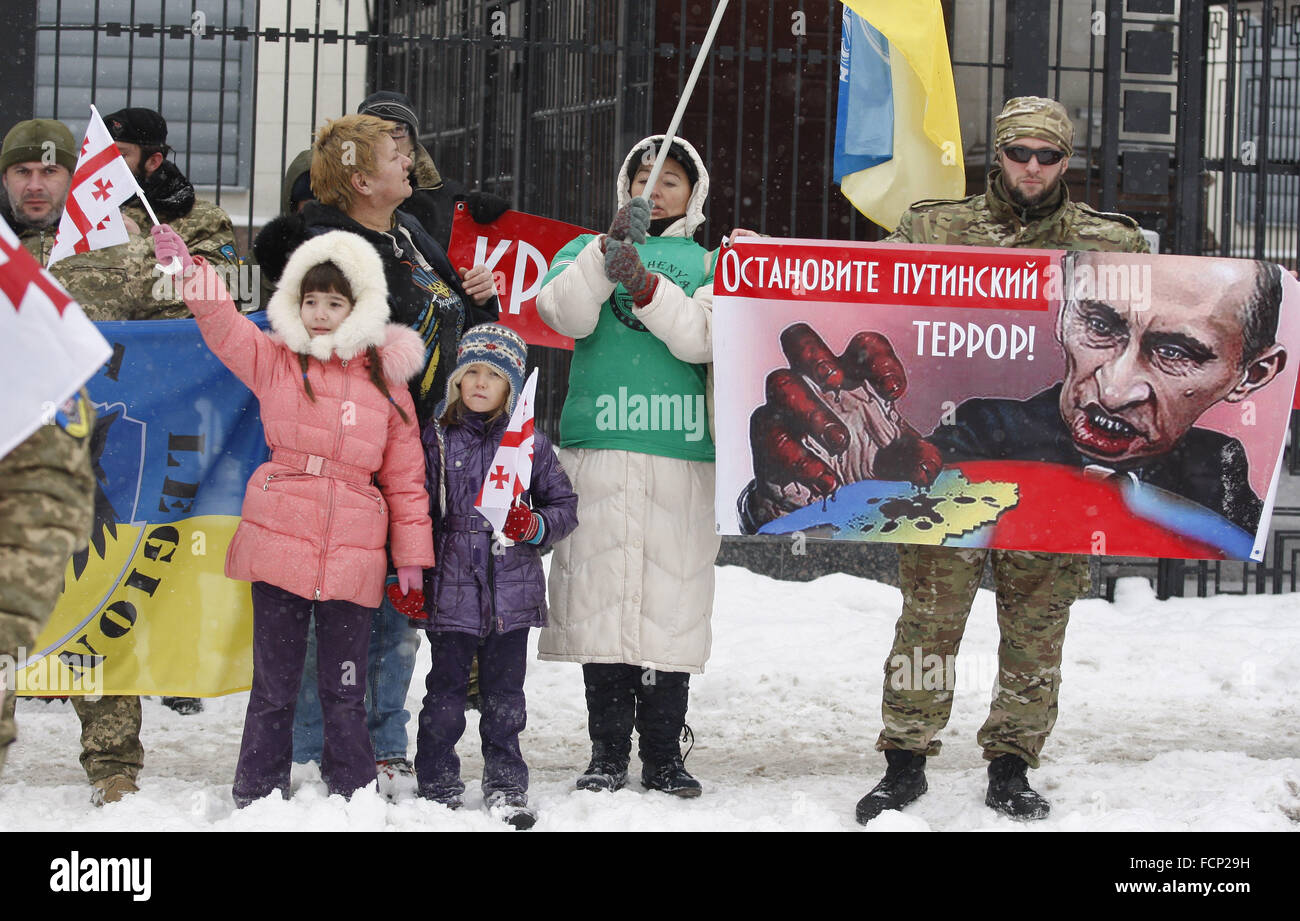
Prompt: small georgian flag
<box><xmin>474</xmin><ymin>368</ymin><xmax>539</xmax><ymax>536</ymax></box>
<box><xmin>47</xmin><ymin>105</ymin><xmax>140</xmax><ymax>267</ymax></box>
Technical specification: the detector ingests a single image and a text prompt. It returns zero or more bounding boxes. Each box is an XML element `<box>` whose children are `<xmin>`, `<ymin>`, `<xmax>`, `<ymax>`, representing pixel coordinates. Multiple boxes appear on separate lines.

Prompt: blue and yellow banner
<box><xmin>18</xmin><ymin>314</ymin><xmax>271</xmax><ymax>697</ymax></box>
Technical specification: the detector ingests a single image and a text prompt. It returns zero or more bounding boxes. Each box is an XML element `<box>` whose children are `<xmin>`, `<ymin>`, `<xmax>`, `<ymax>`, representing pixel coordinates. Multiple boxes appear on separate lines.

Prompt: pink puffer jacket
<box><xmin>183</xmin><ymin>231</ymin><xmax>435</xmax><ymax>607</ymax></box>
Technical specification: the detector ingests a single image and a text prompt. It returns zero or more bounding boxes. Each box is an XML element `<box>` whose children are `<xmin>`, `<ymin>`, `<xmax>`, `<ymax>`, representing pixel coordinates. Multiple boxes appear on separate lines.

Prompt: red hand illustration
<box><xmin>743</xmin><ymin>323</ymin><xmax>942</xmax><ymax>531</ymax></box>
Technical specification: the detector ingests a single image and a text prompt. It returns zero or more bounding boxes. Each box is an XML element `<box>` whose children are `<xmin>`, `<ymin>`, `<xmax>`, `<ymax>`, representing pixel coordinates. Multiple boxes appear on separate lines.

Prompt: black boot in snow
<box><xmin>641</xmin><ymin>725</ymin><xmax>700</xmax><ymax>797</ymax></box>
<box><xmin>855</xmin><ymin>749</ymin><xmax>928</xmax><ymax>824</ymax></box>
<box><xmin>485</xmin><ymin>789</ymin><xmax>536</xmax><ymax>830</ymax></box>
<box><xmin>578</xmin><ymin>664</ymin><xmax>636</xmax><ymax>792</ymax></box>
<box><xmin>641</xmin><ymin>755</ymin><xmax>702</xmax><ymax>798</ymax></box>
<box><xmin>985</xmin><ymin>754</ymin><xmax>1050</xmax><ymax>820</ymax></box>
<box><xmin>577</xmin><ymin>743</ymin><xmax>630</xmax><ymax>792</ymax></box>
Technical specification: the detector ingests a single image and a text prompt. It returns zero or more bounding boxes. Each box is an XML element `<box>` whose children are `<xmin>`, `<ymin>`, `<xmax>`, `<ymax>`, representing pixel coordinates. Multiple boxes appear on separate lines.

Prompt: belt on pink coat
<box><xmin>270</xmin><ymin>448</ymin><xmax>374</xmax><ymax>486</ymax></box>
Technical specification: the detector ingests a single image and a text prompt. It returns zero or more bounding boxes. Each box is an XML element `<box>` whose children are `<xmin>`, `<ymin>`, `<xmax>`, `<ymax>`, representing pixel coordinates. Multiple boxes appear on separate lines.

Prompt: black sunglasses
<box><xmin>1002</xmin><ymin>145</ymin><xmax>1068</xmax><ymax>165</ymax></box>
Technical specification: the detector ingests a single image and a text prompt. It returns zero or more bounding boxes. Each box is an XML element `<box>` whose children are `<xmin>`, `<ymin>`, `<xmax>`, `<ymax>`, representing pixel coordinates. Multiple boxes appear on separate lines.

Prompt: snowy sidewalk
<box><xmin>2</xmin><ymin>567</ymin><xmax>1297</xmax><ymax>831</ymax></box>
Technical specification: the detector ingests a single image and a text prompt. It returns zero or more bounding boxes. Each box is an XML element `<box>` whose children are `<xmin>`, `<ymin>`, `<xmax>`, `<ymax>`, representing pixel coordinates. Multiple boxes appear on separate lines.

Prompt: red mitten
<box><xmin>502</xmin><ymin>504</ymin><xmax>542</xmax><ymax>543</ymax></box>
<box><xmin>387</xmin><ymin>582</ymin><xmax>428</xmax><ymax>628</ymax></box>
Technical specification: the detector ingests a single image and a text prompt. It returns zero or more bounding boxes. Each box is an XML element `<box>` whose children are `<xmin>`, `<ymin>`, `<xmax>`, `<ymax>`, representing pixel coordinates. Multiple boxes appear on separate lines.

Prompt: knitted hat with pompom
<box><xmin>445</xmin><ymin>323</ymin><xmax>528</xmax><ymax>413</ymax></box>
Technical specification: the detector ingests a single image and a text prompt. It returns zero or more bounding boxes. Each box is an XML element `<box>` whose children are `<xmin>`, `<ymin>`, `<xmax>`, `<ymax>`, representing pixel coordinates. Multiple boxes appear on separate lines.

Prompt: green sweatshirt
<box><xmin>545</xmin><ymin>233</ymin><xmax>716</xmax><ymax>461</ymax></box>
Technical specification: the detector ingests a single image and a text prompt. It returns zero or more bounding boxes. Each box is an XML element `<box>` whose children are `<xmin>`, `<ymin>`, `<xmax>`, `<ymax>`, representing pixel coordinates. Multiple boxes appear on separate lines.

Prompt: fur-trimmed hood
<box><xmin>266</xmin><ymin>230</ymin><xmax>400</xmax><ymax>363</ymax></box>
<box><xmin>410</xmin><ymin>143</ymin><xmax>444</xmax><ymax>192</ymax></box>
<box><xmin>616</xmin><ymin>135</ymin><xmax>710</xmax><ymax>238</ymax></box>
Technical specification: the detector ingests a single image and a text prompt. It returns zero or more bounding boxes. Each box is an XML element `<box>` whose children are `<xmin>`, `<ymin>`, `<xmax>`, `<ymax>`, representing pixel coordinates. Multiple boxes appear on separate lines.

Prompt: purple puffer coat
<box><xmin>421</xmin><ymin>411</ymin><xmax>578</xmax><ymax>636</ymax></box>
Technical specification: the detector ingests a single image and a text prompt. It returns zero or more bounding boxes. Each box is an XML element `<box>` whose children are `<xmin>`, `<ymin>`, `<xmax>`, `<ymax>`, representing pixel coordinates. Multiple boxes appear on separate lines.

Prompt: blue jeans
<box><xmin>292</xmin><ymin>587</ymin><xmax>422</xmax><ymax>764</ymax></box>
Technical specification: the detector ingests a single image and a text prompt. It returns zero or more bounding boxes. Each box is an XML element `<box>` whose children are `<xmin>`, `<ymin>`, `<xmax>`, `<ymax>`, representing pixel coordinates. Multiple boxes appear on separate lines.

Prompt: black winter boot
<box><xmin>985</xmin><ymin>754</ymin><xmax>1050</xmax><ymax>819</ymax></box>
<box><xmin>641</xmin><ymin>754</ymin><xmax>702</xmax><ymax>798</ymax></box>
<box><xmin>635</xmin><ymin>671</ymin><xmax>701</xmax><ymax>797</ymax></box>
<box><xmin>579</xmin><ymin>664</ymin><xmax>637</xmax><ymax>791</ymax></box>
<box><xmin>855</xmin><ymin>749</ymin><xmax>928</xmax><ymax>824</ymax></box>
<box><xmin>577</xmin><ymin>743</ymin><xmax>630</xmax><ymax>793</ymax></box>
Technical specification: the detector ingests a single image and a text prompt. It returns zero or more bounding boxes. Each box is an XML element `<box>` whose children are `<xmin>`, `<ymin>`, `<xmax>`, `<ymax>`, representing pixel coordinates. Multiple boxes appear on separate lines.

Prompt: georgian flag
<box><xmin>47</xmin><ymin>105</ymin><xmax>140</xmax><ymax>267</ymax></box>
<box><xmin>474</xmin><ymin>368</ymin><xmax>539</xmax><ymax>536</ymax></box>
<box><xmin>0</xmin><ymin>218</ymin><xmax>112</xmax><ymax>460</ymax></box>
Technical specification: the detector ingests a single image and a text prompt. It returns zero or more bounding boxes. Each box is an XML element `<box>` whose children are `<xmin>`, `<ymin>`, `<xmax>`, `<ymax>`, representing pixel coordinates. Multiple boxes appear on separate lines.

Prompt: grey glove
<box><xmin>608</xmin><ymin>198</ymin><xmax>651</xmax><ymax>245</ymax></box>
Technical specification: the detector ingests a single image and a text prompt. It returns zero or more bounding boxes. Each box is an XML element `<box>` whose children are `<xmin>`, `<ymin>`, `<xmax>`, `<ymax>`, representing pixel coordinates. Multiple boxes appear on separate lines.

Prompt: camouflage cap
<box><xmin>0</xmin><ymin>119</ymin><xmax>76</xmax><ymax>173</ymax></box>
<box><xmin>994</xmin><ymin>96</ymin><xmax>1074</xmax><ymax>155</ymax></box>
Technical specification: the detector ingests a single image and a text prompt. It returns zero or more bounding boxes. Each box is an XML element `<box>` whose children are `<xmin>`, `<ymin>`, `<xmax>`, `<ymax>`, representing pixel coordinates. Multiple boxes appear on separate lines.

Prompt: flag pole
<box><xmin>91</xmin><ymin>103</ymin><xmax>181</xmax><ymax>275</ymax></box>
<box><xmin>640</xmin><ymin>0</ymin><xmax>731</xmax><ymax>201</ymax></box>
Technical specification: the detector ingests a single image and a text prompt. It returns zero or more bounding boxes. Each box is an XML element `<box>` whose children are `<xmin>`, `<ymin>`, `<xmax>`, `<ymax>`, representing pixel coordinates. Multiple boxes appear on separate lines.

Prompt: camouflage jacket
<box><xmin>1</xmin><ymin>172</ymin><xmax>240</xmax><ymax>322</ymax></box>
<box><xmin>887</xmin><ymin>168</ymin><xmax>1150</xmax><ymax>255</ymax></box>
<box><xmin>0</xmin><ymin>392</ymin><xmax>96</xmax><ymax>653</ymax></box>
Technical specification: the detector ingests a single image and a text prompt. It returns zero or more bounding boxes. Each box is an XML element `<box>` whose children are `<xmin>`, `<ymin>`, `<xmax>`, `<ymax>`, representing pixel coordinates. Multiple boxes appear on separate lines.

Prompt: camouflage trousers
<box><xmin>0</xmin><ymin>404</ymin><xmax>95</xmax><ymax>777</ymax></box>
<box><xmin>876</xmin><ymin>545</ymin><xmax>1087</xmax><ymax>769</ymax></box>
<box><xmin>71</xmin><ymin>695</ymin><xmax>144</xmax><ymax>783</ymax></box>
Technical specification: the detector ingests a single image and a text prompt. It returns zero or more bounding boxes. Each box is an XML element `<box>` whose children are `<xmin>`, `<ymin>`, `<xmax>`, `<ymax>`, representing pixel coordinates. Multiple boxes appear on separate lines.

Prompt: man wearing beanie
<box><xmin>103</xmin><ymin>107</ymin><xmax>242</xmax><ymax>309</ymax></box>
<box><xmin>356</xmin><ymin>91</ymin><xmax>508</xmax><ymax>249</ymax></box>
<box><xmin>855</xmin><ymin>97</ymin><xmax>1150</xmax><ymax>826</ymax></box>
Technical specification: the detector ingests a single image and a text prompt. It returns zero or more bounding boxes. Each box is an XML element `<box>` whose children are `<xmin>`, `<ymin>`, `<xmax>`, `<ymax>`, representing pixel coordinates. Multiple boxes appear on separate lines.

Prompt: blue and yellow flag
<box><xmin>836</xmin><ymin>0</ymin><xmax>966</xmax><ymax>231</ymax></box>
<box><xmin>18</xmin><ymin>315</ymin><xmax>271</xmax><ymax>697</ymax></box>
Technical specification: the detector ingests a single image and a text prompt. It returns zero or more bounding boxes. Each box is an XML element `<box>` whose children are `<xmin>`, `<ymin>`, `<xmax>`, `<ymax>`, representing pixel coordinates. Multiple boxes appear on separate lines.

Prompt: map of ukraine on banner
<box><xmin>447</xmin><ymin>203</ymin><xmax>595</xmax><ymax>350</ymax></box>
<box><xmin>18</xmin><ymin>315</ymin><xmax>269</xmax><ymax>697</ymax></box>
<box><xmin>713</xmin><ymin>237</ymin><xmax>1300</xmax><ymax>562</ymax></box>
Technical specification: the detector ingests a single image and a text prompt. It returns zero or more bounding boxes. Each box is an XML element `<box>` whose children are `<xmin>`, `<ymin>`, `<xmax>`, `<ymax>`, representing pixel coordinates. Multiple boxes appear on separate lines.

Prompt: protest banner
<box><xmin>714</xmin><ymin>237</ymin><xmax>1300</xmax><ymax>562</ymax></box>
<box><xmin>446</xmin><ymin>203</ymin><xmax>592</xmax><ymax>350</ymax></box>
<box><xmin>17</xmin><ymin>315</ymin><xmax>267</xmax><ymax>696</ymax></box>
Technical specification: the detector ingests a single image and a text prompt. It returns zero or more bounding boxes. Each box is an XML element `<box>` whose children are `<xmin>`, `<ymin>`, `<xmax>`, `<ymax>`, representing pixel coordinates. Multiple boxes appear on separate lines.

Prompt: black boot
<box><xmin>641</xmin><ymin>747</ymin><xmax>701</xmax><ymax>798</ymax></box>
<box><xmin>855</xmin><ymin>749</ymin><xmax>928</xmax><ymax>824</ymax></box>
<box><xmin>162</xmin><ymin>696</ymin><xmax>204</xmax><ymax>715</ymax></box>
<box><xmin>985</xmin><ymin>754</ymin><xmax>1050</xmax><ymax>820</ymax></box>
<box><xmin>578</xmin><ymin>664</ymin><xmax>636</xmax><ymax>792</ymax></box>
<box><xmin>577</xmin><ymin>742</ymin><xmax>630</xmax><ymax>792</ymax></box>
<box><xmin>635</xmin><ymin>670</ymin><xmax>701</xmax><ymax>797</ymax></box>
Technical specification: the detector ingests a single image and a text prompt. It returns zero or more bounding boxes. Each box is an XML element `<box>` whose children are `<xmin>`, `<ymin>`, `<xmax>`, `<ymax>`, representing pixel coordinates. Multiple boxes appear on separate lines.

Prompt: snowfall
<box><xmin>2</xmin><ymin>562</ymin><xmax>1298</xmax><ymax>832</ymax></box>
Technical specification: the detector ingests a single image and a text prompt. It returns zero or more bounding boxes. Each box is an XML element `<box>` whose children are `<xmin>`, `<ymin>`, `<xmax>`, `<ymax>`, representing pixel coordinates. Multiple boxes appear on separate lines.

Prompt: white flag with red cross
<box><xmin>0</xmin><ymin>218</ymin><xmax>113</xmax><ymax>461</ymax></box>
<box><xmin>474</xmin><ymin>368</ymin><xmax>539</xmax><ymax>535</ymax></box>
<box><xmin>47</xmin><ymin>105</ymin><xmax>141</xmax><ymax>267</ymax></box>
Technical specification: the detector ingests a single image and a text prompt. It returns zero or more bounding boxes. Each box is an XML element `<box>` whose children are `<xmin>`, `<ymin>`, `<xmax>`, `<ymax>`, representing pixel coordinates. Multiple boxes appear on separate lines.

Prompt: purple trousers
<box><xmin>415</xmin><ymin>628</ymin><xmax>529</xmax><ymax>797</ymax></box>
<box><xmin>233</xmin><ymin>581</ymin><xmax>375</xmax><ymax>803</ymax></box>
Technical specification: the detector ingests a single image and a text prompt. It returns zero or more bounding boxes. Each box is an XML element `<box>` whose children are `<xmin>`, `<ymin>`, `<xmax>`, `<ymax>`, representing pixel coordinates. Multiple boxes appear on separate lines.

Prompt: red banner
<box><xmin>718</xmin><ymin>240</ymin><xmax>1054</xmax><ymax>312</ymax></box>
<box><xmin>447</xmin><ymin>205</ymin><xmax>594</xmax><ymax>350</ymax></box>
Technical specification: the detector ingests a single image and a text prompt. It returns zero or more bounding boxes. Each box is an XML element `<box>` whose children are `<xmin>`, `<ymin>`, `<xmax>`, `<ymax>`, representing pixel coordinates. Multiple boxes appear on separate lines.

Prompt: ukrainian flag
<box><xmin>17</xmin><ymin>315</ymin><xmax>270</xmax><ymax>697</ymax></box>
<box><xmin>836</xmin><ymin>1</ymin><xmax>966</xmax><ymax>231</ymax></box>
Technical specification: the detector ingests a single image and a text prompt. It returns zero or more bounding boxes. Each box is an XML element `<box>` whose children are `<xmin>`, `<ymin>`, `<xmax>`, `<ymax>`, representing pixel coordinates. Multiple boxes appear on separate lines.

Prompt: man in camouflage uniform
<box><xmin>1</xmin><ymin>116</ymin><xmax>240</xmax><ymax>802</ymax></box>
<box><xmin>856</xmin><ymin>97</ymin><xmax>1150</xmax><ymax>824</ymax></box>
<box><xmin>0</xmin><ymin>396</ymin><xmax>96</xmax><ymax>778</ymax></box>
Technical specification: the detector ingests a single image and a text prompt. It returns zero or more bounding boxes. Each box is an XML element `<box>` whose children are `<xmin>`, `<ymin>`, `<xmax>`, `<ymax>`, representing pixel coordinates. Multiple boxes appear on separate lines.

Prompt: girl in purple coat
<box><xmin>414</xmin><ymin>324</ymin><xmax>578</xmax><ymax>828</ymax></box>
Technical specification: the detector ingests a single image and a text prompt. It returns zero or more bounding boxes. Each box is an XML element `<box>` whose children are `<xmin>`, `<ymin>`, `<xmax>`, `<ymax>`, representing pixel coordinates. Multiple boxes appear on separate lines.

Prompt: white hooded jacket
<box><xmin>536</xmin><ymin>136</ymin><xmax>721</xmax><ymax>673</ymax></box>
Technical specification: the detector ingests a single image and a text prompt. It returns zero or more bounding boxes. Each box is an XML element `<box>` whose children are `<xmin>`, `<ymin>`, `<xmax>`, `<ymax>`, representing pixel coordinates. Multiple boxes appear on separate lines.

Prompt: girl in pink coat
<box><xmin>153</xmin><ymin>225</ymin><xmax>436</xmax><ymax>806</ymax></box>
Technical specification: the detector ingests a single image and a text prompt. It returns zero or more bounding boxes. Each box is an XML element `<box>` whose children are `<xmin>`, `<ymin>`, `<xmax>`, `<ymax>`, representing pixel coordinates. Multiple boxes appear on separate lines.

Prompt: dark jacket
<box><xmin>252</xmin><ymin>202</ymin><xmax>499</xmax><ymax>424</ymax></box>
<box><xmin>930</xmin><ymin>383</ymin><xmax>1263</xmax><ymax>533</ymax></box>
<box><xmin>421</xmin><ymin>411</ymin><xmax>578</xmax><ymax>637</ymax></box>
<box><xmin>404</xmin><ymin>144</ymin><xmax>467</xmax><ymax>251</ymax></box>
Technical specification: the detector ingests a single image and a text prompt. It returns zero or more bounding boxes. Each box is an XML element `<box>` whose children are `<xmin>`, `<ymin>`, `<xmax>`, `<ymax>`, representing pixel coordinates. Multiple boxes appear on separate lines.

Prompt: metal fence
<box><xmin>7</xmin><ymin>0</ymin><xmax>1299</xmax><ymax>595</ymax></box>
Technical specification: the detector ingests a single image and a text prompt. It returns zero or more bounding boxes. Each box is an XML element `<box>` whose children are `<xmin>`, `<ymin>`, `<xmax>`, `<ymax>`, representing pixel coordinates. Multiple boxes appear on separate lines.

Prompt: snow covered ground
<box><xmin>2</xmin><ymin>564</ymin><xmax>1298</xmax><ymax>832</ymax></box>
